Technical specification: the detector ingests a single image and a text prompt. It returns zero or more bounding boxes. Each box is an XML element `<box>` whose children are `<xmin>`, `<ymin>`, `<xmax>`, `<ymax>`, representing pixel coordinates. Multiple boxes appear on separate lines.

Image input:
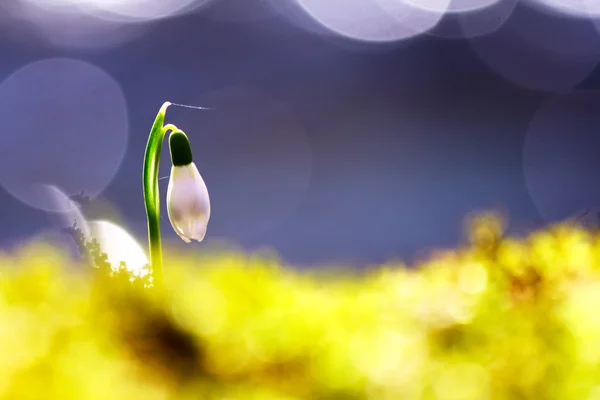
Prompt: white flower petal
<box><xmin>166</xmin><ymin>162</ymin><xmax>210</xmax><ymax>243</ymax></box>
<box><xmin>179</xmin><ymin>233</ymin><xmax>192</xmax><ymax>244</ymax></box>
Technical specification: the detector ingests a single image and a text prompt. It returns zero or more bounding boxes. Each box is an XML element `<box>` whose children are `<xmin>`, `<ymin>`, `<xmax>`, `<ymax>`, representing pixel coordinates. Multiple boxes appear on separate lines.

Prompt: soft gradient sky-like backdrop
<box><xmin>1</xmin><ymin>0</ymin><xmax>600</xmax><ymax>266</ymax></box>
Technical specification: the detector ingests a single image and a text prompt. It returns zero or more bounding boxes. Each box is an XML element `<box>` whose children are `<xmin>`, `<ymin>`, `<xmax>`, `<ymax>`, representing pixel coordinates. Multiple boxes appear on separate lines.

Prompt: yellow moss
<box><xmin>1</xmin><ymin>213</ymin><xmax>600</xmax><ymax>399</ymax></box>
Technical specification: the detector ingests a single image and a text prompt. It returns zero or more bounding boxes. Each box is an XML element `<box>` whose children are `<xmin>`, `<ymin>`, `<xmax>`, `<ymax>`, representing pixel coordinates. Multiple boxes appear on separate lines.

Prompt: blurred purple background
<box><xmin>1</xmin><ymin>0</ymin><xmax>600</xmax><ymax>266</ymax></box>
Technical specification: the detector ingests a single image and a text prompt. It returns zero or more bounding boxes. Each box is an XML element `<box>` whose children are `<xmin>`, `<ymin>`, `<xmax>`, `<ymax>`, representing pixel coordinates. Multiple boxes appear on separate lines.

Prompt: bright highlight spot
<box><xmin>88</xmin><ymin>220</ymin><xmax>150</xmax><ymax>277</ymax></box>
<box><xmin>433</xmin><ymin>363</ymin><xmax>490</xmax><ymax>399</ymax></box>
<box><xmin>458</xmin><ymin>262</ymin><xmax>487</xmax><ymax>295</ymax></box>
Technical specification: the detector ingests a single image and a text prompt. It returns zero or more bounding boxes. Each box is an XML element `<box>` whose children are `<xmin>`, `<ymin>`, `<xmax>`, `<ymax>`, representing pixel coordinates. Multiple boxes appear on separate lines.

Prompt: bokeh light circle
<box><xmin>293</xmin><ymin>0</ymin><xmax>448</xmax><ymax>42</ymax></box>
<box><xmin>468</xmin><ymin>1</ymin><xmax>600</xmax><ymax>92</ymax></box>
<box><xmin>405</xmin><ymin>0</ymin><xmax>496</xmax><ymax>13</ymax></box>
<box><xmin>200</xmin><ymin>0</ymin><xmax>281</xmax><ymax>22</ymax></box>
<box><xmin>587</xmin><ymin>0</ymin><xmax>600</xmax><ymax>35</ymax></box>
<box><xmin>9</xmin><ymin>0</ymin><xmax>147</xmax><ymax>49</ymax></box>
<box><xmin>426</xmin><ymin>0</ymin><xmax>517</xmax><ymax>39</ymax></box>
<box><xmin>76</xmin><ymin>0</ymin><xmax>211</xmax><ymax>22</ymax></box>
<box><xmin>523</xmin><ymin>90</ymin><xmax>600</xmax><ymax>223</ymax></box>
<box><xmin>89</xmin><ymin>220</ymin><xmax>149</xmax><ymax>276</ymax></box>
<box><xmin>0</xmin><ymin>58</ymin><xmax>129</xmax><ymax>212</ymax></box>
<box><xmin>263</xmin><ymin>0</ymin><xmax>340</xmax><ymax>37</ymax></box>
<box><xmin>168</xmin><ymin>87</ymin><xmax>312</xmax><ymax>241</ymax></box>
<box><xmin>42</xmin><ymin>184</ymin><xmax>92</xmax><ymax>238</ymax></box>
<box><xmin>534</xmin><ymin>2</ymin><xmax>600</xmax><ymax>50</ymax></box>
<box><xmin>528</xmin><ymin>0</ymin><xmax>600</xmax><ymax>19</ymax></box>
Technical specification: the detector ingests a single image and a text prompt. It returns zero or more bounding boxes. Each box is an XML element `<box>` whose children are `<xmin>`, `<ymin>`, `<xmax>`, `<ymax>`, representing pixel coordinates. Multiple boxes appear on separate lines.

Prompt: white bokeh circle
<box><xmin>293</xmin><ymin>0</ymin><xmax>448</xmax><ymax>43</ymax></box>
<box><xmin>43</xmin><ymin>184</ymin><xmax>92</xmax><ymax>235</ymax></box>
<box><xmin>89</xmin><ymin>220</ymin><xmax>149</xmax><ymax>276</ymax></box>
<box><xmin>404</xmin><ymin>0</ymin><xmax>497</xmax><ymax>13</ymax></box>
<box><xmin>0</xmin><ymin>58</ymin><xmax>129</xmax><ymax>212</ymax></box>
<box><xmin>200</xmin><ymin>0</ymin><xmax>281</xmax><ymax>22</ymax></box>
<box><xmin>4</xmin><ymin>1</ymin><xmax>147</xmax><ymax>50</ymax></box>
<box><xmin>426</xmin><ymin>0</ymin><xmax>517</xmax><ymax>39</ymax></box>
<box><xmin>468</xmin><ymin>1</ymin><xmax>600</xmax><ymax>92</ymax></box>
<box><xmin>76</xmin><ymin>0</ymin><xmax>211</xmax><ymax>22</ymax></box>
<box><xmin>528</xmin><ymin>0</ymin><xmax>600</xmax><ymax>19</ymax></box>
<box><xmin>262</xmin><ymin>0</ymin><xmax>331</xmax><ymax>36</ymax></box>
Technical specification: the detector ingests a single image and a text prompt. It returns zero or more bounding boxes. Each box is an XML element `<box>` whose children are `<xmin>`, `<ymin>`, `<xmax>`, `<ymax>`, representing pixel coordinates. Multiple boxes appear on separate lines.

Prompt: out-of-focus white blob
<box><xmin>13</xmin><ymin>0</ymin><xmax>82</xmax><ymax>14</ymax></box>
<box><xmin>8</xmin><ymin>0</ymin><xmax>145</xmax><ymax>49</ymax></box>
<box><xmin>38</xmin><ymin>184</ymin><xmax>148</xmax><ymax>276</ymax></box>
<box><xmin>262</xmin><ymin>0</ymin><xmax>331</xmax><ymax>36</ymax></box>
<box><xmin>200</xmin><ymin>0</ymin><xmax>280</xmax><ymax>22</ymax></box>
<box><xmin>292</xmin><ymin>0</ymin><xmax>448</xmax><ymax>42</ymax></box>
<box><xmin>74</xmin><ymin>0</ymin><xmax>212</xmax><ymax>22</ymax></box>
<box><xmin>585</xmin><ymin>0</ymin><xmax>600</xmax><ymax>36</ymax></box>
<box><xmin>403</xmin><ymin>0</ymin><xmax>496</xmax><ymax>13</ymax></box>
<box><xmin>39</xmin><ymin>184</ymin><xmax>92</xmax><ymax>241</ymax></box>
<box><xmin>402</xmin><ymin>0</ymin><xmax>450</xmax><ymax>12</ymax></box>
<box><xmin>426</xmin><ymin>0</ymin><xmax>517</xmax><ymax>38</ymax></box>
<box><xmin>171</xmin><ymin>87</ymin><xmax>312</xmax><ymax>242</ymax></box>
<box><xmin>0</xmin><ymin>58</ymin><xmax>128</xmax><ymax>212</ymax></box>
<box><xmin>523</xmin><ymin>90</ymin><xmax>600</xmax><ymax>223</ymax></box>
<box><xmin>529</xmin><ymin>0</ymin><xmax>600</xmax><ymax>19</ymax></box>
<box><xmin>468</xmin><ymin>1</ymin><xmax>600</xmax><ymax>92</ymax></box>
<box><xmin>88</xmin><ymin>220</ymin><xmax>150</xmax><ymax>277</ymax></box>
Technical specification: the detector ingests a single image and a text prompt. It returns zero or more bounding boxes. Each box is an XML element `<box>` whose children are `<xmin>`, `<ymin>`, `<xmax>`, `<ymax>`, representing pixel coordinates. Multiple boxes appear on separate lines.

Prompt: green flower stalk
<box><xmin>143</xmin><ymin>102</ymin><xmax>174</xmax><ymax>288</ymax></box>
<box><xmin>143</xmin><ymin>102</ymin><xmax>211</xmax><ymax>289</ymax></box>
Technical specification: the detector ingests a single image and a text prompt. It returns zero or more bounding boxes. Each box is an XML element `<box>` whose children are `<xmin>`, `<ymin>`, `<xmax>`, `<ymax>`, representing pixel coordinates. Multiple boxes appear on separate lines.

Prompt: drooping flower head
<box><xmin>166</xmin><ymin>131</ymin><xmax>210</xmax><ymax>243</ymax></box>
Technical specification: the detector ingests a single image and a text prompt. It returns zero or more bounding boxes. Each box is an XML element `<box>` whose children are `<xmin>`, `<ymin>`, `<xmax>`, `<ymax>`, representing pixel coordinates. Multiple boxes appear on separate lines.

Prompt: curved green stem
<box><xmin>142</xmin><ymin>102</ymin><xmax>178</xmax><ymax>289</ymax></box>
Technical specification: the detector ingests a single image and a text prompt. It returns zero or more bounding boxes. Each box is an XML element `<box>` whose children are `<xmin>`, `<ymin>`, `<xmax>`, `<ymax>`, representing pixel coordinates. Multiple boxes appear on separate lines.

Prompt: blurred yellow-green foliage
<box><xmin>4</xmin><ymin>212</ymin><xmax>600</xmax><ymax>399</ymax></box>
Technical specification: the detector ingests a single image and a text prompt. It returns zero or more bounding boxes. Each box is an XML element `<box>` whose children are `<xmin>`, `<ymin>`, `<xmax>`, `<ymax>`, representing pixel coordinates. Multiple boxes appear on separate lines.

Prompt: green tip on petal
<box><xmin>169</xmin><ymin>130</ymin><xmax>193</xmax><ymax>167</ymax></box>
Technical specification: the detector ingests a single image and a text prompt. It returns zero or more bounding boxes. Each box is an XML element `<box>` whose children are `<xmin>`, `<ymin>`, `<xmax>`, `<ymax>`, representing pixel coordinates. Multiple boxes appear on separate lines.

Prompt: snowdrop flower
<box><xmin>166</xmin><ymin>130</ymin><xmax>210</xmax><ymax>243</ymax></box>
<box><xmin>143</xmin><ymin>102</ymin><xmax>210</xmax><ymax>286</ymax></box>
